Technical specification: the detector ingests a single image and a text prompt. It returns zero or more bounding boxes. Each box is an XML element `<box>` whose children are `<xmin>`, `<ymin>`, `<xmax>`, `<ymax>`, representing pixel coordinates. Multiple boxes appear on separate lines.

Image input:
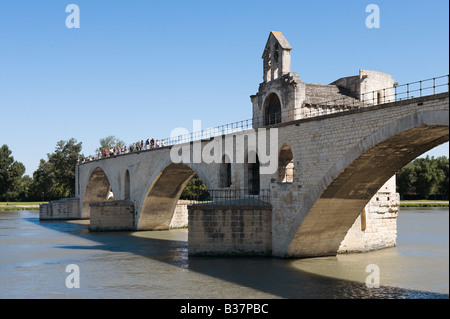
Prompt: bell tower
<box><xmin>251</xmin><ymin>31</ymin><xmax>304</xmax><ymax>128</ymax></box>
<box><xmin>262</xmin><ymin>31</ymin><xmax>292</xmax><ymax>82</ymax></box>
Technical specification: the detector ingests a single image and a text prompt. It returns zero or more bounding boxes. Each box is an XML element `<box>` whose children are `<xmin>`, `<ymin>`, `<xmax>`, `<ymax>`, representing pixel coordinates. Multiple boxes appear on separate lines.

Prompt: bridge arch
<box><xmin>285</xmin><ymin>109</ymin><xmax>449</xmax><ymax>257</ymax></box>
<box><xmin>81</xmin><ymin>166</ymin><xmax>116</xmax><ymax>218</ymax></box>
<box><xmin>136</xmin><ymin>161</ymin><xmax>211</xmax><ymax>230</ymax></box>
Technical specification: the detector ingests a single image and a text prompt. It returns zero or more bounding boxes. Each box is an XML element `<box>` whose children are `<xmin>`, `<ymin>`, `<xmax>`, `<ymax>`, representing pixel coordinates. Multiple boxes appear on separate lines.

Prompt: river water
<box><xmin>0</xmin><ymin>207</ymin><xmax>448</xmax><ymax>299</ymax></box>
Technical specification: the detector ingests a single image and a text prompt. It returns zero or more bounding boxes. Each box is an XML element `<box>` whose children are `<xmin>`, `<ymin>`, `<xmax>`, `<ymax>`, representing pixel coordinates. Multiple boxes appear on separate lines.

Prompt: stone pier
<box><xmin>188</xmin><ymin>202</ymin><xmax>272</xmax><ymax>256</ymax></box>
<box><xmin>39</xmin><ymin>198</ymin><xmax>80</xmax><ymax>220</ymax></box>
<box><xmin>88</xmin><ymin>200</ymin><xmax>135</xmax><ymax>231</ymax></box>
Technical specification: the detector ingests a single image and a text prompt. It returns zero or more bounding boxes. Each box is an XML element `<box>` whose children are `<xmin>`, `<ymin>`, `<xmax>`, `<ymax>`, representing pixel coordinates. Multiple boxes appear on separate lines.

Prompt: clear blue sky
<box><xmin>0</xmin><ymin>0</ymin><xmax>448</xmax><ymax>176</ymax></box>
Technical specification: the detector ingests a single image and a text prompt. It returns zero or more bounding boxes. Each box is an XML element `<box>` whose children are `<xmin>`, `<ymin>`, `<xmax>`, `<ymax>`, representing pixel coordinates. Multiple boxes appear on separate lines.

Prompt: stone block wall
<box><xmin>169</xmin><ymin>200</ymin><xmax>197</xmax><ymax>229</ymax></box>
<box><xmin>338</xmin><ymin>189</ymin><xmax>399</xmax><ymax>253</ymax></box>
<box><xmin>304</xmin><ymin>83</ymin><xmax>358</xmax><ymax>105</ymax></box>
<box><xmin>89</xmin><ymin>200</ymin><xmax>134</xmax><ymax>231</ymax></box>
<box><xmin>39</xmin><ymin>198</ymin><xmax>80</xmax><ymax>220</ymax></box>
<box><xmin>188</xmin><ymin>204</ymin><xmax>272</xmax><ymax>256</ymax></box>
<box><xmin>359</xmin><ymin>69</ymin><xmax>395</xmax><ymax>103</ymax></box>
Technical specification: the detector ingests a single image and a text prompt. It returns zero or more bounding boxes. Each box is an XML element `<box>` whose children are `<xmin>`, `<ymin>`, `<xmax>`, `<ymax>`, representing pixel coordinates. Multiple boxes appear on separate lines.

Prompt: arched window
<box><xmin>278</xmin><ymin>146</ymin><xmax>294</xmax><ymax>183</ymax></box>
<box><xmin>264</xmin><ymin>93</ymin><xmax>282</xmax><ymax>126</ymax></box>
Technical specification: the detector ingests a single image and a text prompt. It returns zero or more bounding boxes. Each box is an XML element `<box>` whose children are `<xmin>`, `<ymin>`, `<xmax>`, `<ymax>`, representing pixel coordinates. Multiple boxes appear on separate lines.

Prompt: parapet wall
<box><xmin>188</xmin><ymin>204</ymin><xmax>272</xmax><ymax>256</ymax></box>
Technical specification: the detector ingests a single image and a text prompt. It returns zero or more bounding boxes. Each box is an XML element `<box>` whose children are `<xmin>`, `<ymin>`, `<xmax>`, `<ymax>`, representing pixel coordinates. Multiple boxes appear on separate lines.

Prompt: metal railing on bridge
<box><xmin>183</xmin><ymin>189</ymin><xmax>271</xmax><ymax>206</ymax></box>
<box><xmin>296</xmin><ymin>74</ymin><xmax>449</xmax><ymax>119</ymax></box>
<box><xmin>394</xmin><ymin>75</ymin><xmax>449</xmax><ymax>100</ymax></box>
<box><xmin>162</xmin><ymin>74</ymin><xmax>449</xmax><ymax>146</ymax></box>
<box><xmin>78</xmin><ymin>74</ymin><xmax>448</xmax><ymax>163</ymax></box>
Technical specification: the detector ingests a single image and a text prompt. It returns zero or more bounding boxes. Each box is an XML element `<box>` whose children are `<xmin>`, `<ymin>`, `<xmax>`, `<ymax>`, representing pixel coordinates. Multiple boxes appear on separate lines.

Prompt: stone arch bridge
<box><xmin>41</xmin><ymin>92</ymin><xmax>449</xmax><ymax>258</ymax></box>
<box><xmin>39</xmin><ymin>32</ymin><xmax>449</xmax><ymax>258</ymax></box>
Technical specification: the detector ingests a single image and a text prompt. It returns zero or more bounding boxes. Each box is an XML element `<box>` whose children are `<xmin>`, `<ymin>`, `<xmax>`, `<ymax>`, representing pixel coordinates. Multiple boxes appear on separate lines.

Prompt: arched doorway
<box><xmin>264</xmin><ymin>93</ymin><xmax>282</xmax><ymax>126</ymax></box>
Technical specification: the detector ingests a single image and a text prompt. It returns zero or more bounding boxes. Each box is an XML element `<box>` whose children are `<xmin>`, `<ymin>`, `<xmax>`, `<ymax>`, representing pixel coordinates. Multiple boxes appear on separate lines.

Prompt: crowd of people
<box><xmin>78</xmin><ymin>138</ymin><xmax>167</xmax><ymax>164</ymax></box>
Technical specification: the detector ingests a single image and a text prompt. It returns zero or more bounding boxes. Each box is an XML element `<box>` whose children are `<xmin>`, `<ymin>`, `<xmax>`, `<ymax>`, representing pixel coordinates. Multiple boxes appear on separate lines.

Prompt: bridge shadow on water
<box><xmin>27</xmin><ymin>217</ymin><xmax>448</xmax><ymax>299</ymax></box>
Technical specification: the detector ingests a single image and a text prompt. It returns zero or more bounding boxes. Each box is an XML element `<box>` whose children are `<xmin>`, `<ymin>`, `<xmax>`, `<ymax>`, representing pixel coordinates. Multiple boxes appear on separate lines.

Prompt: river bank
<box><xmin>1</xmin><ymin>199</ymin><xmax>448</xmax><ymax>212</ymax></box>
<box><xmin>0</xmin><ymin>202</ymin><xmax>45</xmax><ymax>211</ymax></box>
<box><xmin>400</xmin><ymin>200</ymin><xmax>449</xmax><ymax>207</ymax></box>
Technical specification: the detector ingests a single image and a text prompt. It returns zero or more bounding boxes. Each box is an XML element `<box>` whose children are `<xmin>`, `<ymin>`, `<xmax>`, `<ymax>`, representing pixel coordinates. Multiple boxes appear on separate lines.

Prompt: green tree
<box><xmin>396</xmin><ymin>155</ymin><xmax>449</xmax><ymax>199</ymax></box>
<box><xmin>0</xmin><ymin>145</ymin><xmax>26</xmax><ymax>201</ymax></box>
<box><xmin>29</xmin><ymin>138</ymin><xmax>83</xmax><ymax>200</ymax></box>
<box><xmin>396</xmin><ymin>162</ymin><xmax>416</xmax><ymax>197</ymax></box>
<box><xmin>436</xmin><ymin>156</ymin><xmax>449</xmax><ymax>199</ymax></box>
<box><xmin>29</xmin><ymin>159</ymin><xmax>56</xmax><ymax>201</ymax></box>
<box><xmin>17</xmin><ymin>175</ymin><xmax>34</xmax><ymax>201</ymax></box>
<box><xmin>96</xmin><ymin>136</ymin><xmax>125</xmax><ymax>155</ymax></box>
<box><xmin>180</xmin><ymin>175</ymin><xmax>208</xmax><ymax>200</ymax></box>
<box><xmin>413</xmin><ymin>156</ymin><xmax>440</xmax><ymax>199</ymax></box>
<box><xmin>48</xmin><ymin>138</ymin><xmax>83</xmax><ymax>197</ymax></box>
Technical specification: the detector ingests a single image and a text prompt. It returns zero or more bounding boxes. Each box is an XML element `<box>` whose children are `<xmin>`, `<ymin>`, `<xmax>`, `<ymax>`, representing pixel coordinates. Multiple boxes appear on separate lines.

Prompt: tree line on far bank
<box><xmin>0</xmin><ymin>139</ymin><xmax>449</xmax><ymax>202</ymax></box>
<box><xmin>396</xmin><ymin>155</ymin><xmax>449</xmax><ymax>200</ymax></box>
